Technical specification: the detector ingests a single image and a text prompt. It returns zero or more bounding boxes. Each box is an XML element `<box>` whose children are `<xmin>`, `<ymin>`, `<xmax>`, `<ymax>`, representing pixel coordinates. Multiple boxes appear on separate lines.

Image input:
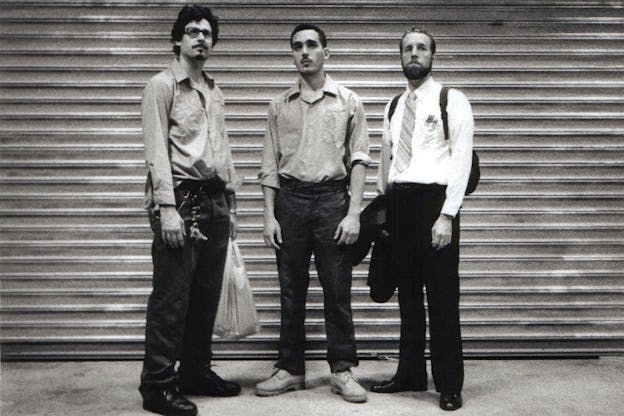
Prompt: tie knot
<box><xmin>407</xmin><ymin>90</ymin><xmax>417</xmax><ymax>101</ymax></box>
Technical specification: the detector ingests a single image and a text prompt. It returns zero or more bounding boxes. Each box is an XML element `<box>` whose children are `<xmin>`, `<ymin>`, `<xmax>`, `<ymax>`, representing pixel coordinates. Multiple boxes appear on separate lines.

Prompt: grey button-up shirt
<box><xmin>259</xmin><ymin>75</ymin><xmax>371</xmax><ymax>188</ymax></box>
<box><xmin>141</xmin><ymin>59</ymin><xmax>238</xmax><ymax>209</ymax></box>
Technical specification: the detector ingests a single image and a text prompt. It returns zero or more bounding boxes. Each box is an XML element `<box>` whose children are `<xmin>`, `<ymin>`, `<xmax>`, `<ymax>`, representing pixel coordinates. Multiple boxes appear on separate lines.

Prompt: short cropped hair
<box><xmin>290</xmin><ymin>23</ymin><xmax>327</xmax><ymax>48</ymax></box>
<box><xmin>171</xmin><ymin>5</ymin><xmax>220</xmax><ymax>56</ymax></box>
<box><xmin>399</xmin><ymin>27</ymin><xmax>436</xmax><ymax>55</ymax></box>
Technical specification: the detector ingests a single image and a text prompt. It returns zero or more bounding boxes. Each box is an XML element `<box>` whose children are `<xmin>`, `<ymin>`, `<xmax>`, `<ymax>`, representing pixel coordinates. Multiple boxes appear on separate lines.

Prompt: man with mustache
<box><xmin>139</xmin><ymin>5</ymin><xmax>241</xmax><ymax>416</ymax></box>
<box><xmin>256</xmin><ymin>24</ymin><xmax>370</xmax><ymax>403</ymax></box>
<box><xmin>371</xmin><ymin>28</ymin><xmax>474</xmax><ymax>411</ymax></box>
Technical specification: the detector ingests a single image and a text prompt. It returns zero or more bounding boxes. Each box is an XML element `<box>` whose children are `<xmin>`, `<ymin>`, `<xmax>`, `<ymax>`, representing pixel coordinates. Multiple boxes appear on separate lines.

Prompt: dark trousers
<box><xmin>274</xmin><ymin>178</ymin><xmax>358</xmax><ymax>375</ymax></box>
<box><xmin>388</xmin><ymin>183</ymin><xmax>464</xmax><ymax>394</ymax></box>
<box><xmin>140</xmin><ymin>179</ymin><xmax>230</xmax><ymax>392</ymax></box>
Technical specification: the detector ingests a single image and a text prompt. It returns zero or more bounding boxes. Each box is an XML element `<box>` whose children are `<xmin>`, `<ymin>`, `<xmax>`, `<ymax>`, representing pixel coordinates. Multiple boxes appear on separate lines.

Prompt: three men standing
<box><xmin>256</xmin><ymin>24</ymin><xmax>370</xmax><ymax>403</ymax></box>
<box><xmin>140</xmin><ymin>6</ymin><xmax>241</xmax><ymax>416</ymax></box>
<box><xmin>139</xmin><ymin>7</ymin><xmax>471</xmax><ymax>412</ymax></box>
<box><xmin>371</xmin><ymin>28</ymin><xmax>474</xmax><ymax>411</ymax></box>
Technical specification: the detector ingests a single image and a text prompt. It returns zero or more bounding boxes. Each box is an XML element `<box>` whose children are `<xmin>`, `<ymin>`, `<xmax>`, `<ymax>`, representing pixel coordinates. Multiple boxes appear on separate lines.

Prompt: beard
<box><xmin>402</xmin><ymin>62</ymin><xmax>431</xmax><ymax>80</ymax></box>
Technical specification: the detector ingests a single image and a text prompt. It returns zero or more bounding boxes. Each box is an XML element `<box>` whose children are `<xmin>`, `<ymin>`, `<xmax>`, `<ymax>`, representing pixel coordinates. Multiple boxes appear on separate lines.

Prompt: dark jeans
<box><xmin>274</xmin><ymin>178</ymin><xmax>358</xmax><ymax>375</ymax></box>
<box><xmin>140</xmin><ymin>179</ymin><xmax>230</xmax><ymax>392</ymax></box>
<box><xmin>388</xmin><ymin>183</ymin><xmax>464</xmax><ymax>394</ymax></box>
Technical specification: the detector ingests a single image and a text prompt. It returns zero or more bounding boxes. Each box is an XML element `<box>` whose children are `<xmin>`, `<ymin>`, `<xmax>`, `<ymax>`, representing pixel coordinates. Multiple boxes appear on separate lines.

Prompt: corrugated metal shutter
<box><xmin>1</xmin><ymin>0</ymin><xmax>623</xmax><ymax>360</ymax></box>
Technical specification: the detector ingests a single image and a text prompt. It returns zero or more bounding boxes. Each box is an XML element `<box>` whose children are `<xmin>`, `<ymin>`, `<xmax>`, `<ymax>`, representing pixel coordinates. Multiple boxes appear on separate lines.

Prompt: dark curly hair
<box><xmin>171</xmin><ymin>5</ymin><xmax>219</xmax><ymax>56</ymax></box>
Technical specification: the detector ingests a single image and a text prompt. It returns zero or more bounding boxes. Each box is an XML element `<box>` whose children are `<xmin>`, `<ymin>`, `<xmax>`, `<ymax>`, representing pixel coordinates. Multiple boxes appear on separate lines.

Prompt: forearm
<box><xmin>347</xmin><ymin>163</ymin><xmax>366</xmax><ymax>216</ymax></box>
<box><xmin>262</xmin><ymin>186</ymin><xmax>277</xmax><ymax>219</ymax></box>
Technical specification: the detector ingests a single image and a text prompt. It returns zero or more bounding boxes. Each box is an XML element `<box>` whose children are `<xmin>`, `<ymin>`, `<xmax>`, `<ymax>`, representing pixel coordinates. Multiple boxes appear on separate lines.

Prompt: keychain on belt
<box><xmin>180</xmin><ymin>191</ymin><xmax>208</xmax><ymax>241</ymax></box>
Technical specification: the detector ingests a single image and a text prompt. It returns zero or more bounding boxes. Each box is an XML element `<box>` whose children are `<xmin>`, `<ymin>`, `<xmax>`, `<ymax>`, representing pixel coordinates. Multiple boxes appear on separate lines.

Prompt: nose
<box><xmin>301</xmin><ymin>45</ymin><xmax>309</xmax><ymax>56</ymax></box>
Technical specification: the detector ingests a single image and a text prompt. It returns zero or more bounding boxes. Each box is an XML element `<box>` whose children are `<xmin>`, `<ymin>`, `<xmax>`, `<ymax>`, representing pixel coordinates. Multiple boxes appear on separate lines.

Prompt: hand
<box><xmin>263</xmin><ymin>216</ymin><xmax>282</xmax><ymax>250</ymax></box>
<box><xmin>431</xmin><ymin>215</ymin><xmax>452</xmax><ymax>251</ymax></box>
<box><xmin>160</xmin><ymin>206</ymin><xmax>186</xmax><ymax>248</ymax></box>
<box><xmin>334</xmin><ymin>213</ymin><xmax>360</xmax><ymax>245</ymax></box>
<box><xmin>229</xmin><ymin>213</ymin><xmax>238</xmax><ymax>240</ymax></box>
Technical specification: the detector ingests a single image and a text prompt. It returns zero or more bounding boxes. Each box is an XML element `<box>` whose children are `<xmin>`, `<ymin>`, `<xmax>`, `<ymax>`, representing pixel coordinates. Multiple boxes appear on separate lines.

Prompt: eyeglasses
<box><xmin>185</xmin><ymin>28</ymin><xmax>211</xmax><ymax>39</ymax></box>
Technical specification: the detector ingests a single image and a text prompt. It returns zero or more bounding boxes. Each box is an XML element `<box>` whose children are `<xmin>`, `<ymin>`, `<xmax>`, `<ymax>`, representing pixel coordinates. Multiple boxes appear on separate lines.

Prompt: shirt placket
<box><xmin>202</xmin><ymin>84</ymin><xmax>217</xmax><ymax>154</ymax></box>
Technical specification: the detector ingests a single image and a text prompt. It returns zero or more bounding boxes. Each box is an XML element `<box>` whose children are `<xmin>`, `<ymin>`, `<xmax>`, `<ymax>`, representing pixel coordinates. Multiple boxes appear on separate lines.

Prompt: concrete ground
<box><xmin>1</xmin><ymin>358</ymin><xmax>623</xmax><ymax>416</ymax></box>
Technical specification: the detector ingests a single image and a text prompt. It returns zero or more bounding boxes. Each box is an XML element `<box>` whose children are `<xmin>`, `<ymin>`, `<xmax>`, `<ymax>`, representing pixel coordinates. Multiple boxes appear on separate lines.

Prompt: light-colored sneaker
<box><xmin>255</xmin><ymin>368</ymin><xmax>305</xmax><ymax>397</ymax></box>
<box><xmin>330</xmin><ymin>370</ymin><xmax>368</xmax><ymax>403</ymax></box>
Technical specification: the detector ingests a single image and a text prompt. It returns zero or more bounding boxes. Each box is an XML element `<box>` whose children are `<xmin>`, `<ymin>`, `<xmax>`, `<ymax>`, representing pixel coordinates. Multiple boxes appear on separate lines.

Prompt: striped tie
<box><xmin>395</xmin><ymin>91</ymin><xmax>416</xmax><ymax>173</ymax></box>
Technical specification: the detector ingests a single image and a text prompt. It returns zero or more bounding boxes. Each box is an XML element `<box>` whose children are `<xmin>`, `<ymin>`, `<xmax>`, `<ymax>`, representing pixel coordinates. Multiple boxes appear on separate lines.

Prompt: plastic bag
<box><xmin>214</xmin><ymin>238</ymin><xmax>261</xmax><ymax>339</ymax></box>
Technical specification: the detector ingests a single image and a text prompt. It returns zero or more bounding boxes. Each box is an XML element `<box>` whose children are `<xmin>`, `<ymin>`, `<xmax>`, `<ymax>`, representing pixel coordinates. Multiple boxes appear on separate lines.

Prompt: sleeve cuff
<box><xmin>351</xmin><ymin>152</ymin><xmax>372</xmax><ymax>167</ymax></box>
<box><xmin>441</xmin><ymin>204</ymin><xmax>460</xmax><ymax>218</ymax></box>
<box><xmin>258</xmin><ymin>172</ymin><xmax>280</xmax><ymax>189</ymax></box>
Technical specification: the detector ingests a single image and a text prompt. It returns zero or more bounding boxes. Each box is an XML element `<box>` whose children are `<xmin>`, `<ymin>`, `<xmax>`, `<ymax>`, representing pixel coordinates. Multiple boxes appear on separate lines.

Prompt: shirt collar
<box><xmin>286</xmin><ymin>74</ymin><xmax>339</xmax><ymax>101</ymax></box>
<box><xmin>170</xmin><ymin>59</ymin><xmax>214</xmax><ymax>89</ymax></box>
<box><xmin>405</xmin><ymin>76</ymin><xmax>435</xmax><ymax>98</ymax></box>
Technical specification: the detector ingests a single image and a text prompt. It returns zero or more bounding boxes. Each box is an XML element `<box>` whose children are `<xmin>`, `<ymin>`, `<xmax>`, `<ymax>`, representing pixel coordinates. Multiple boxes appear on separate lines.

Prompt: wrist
<box><xmin>441</xmin><ymin>213</ymin><xmax>454</xmax><ymax>221</ymax></box>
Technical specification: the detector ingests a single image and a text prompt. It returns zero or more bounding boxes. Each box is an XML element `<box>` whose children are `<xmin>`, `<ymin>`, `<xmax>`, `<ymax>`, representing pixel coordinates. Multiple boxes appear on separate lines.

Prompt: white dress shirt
<box><xmin>377</xmin><ymin>77</ymin><xmax>474</xmax><ymax>217</ymax></box>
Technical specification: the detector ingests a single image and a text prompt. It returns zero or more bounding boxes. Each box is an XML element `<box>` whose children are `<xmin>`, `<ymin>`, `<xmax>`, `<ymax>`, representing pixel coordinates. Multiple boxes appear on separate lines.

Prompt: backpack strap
<box><xmin>440</xmin><ymin>86</ymin><xmax>449</xmax><ymax>140</ymax></box>
<box><xmin>387</xmin><ymin>93</ymin><xmax>402</xmax><ymax>122</ymax></box>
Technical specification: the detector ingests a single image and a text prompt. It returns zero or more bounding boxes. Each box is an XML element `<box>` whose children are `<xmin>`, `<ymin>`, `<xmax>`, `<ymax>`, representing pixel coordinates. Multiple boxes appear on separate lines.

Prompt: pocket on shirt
<box><xmin>422</xmin><ymin>117</ymin><xmax>444</xmax><ymax>148</ymax></box>
<box><xmin>277</xmin><ymin>113</ymin><xmax>301</xmax><ymax>155</ymax></box>
<box><xmin>321</xmin><ymin>109</ymin><xmax>348</xmax><ymax>148</ymax></box>
<box><xmin>170</xmin><ymin>97</ymin><xmax>204</xmax><ymax>144</ymax></box>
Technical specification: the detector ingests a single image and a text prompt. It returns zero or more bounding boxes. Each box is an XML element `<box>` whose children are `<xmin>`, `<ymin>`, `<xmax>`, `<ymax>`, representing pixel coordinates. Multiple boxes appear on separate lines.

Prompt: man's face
<box><xmin>291</xmin><ymin>29</ymin><xmax>329</xmax><ymax>76</ymax></box>
<box><xmin>401</xmin><ymin>32</ymin><xmax>434</xmax><ymax>80</ymax></box>
<box><xmin>177</xmin><ymin>19</ymin><xmax>212</xmax><ymax>62</ymax></box>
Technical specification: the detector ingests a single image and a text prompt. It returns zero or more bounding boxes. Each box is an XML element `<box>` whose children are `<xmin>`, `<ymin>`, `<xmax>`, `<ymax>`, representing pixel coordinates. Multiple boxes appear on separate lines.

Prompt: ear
<box><xmin>323</xmin><ymin>47</ymin><xmax>330</xmax><ymax>60</ymax></box>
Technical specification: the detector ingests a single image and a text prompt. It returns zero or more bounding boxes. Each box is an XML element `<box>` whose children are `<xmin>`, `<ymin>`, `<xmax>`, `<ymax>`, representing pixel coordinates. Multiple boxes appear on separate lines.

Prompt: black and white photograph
<box><xmin>1</xmin><ymin>1</ymin><xmax>623</xmax><ymax>415</ymax></box>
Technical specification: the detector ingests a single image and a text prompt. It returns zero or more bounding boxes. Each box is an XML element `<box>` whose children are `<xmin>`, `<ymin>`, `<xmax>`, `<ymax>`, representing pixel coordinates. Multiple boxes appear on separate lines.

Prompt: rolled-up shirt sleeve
<box><xmin>441</xmin><ymin>89</ymin><xmax>474</xmax><ymax>217</ymax></box>
<box><xmin>142</xmin><ymin>76</ymin><xmax>176</xmax><ymax>208</ymax></box>
<box><xmin>258</xmin><ymin>100</ymin><xmax>281</xmax><ymax>189</ymax></box>
<box><xmin>348</xmin><ymin>95</ymin><xmax>371</xmax><ymax>168</ymax></box>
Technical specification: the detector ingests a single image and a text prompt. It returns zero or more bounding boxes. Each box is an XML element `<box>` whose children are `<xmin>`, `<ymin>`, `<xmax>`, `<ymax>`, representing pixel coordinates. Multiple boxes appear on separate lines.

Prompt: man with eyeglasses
<box><xmin>139</xmin><ymin>6</ymin><xmax>240</xmax><ymax>416</ymax></box>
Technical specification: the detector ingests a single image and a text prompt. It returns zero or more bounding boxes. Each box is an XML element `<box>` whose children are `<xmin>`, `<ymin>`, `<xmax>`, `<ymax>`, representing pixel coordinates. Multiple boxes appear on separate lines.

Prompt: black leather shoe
<box><xmin>440</xmin><ymin>392</ymin><xmax>462</xmax><ymax>411</ymax></box>
<box><xmin>180</xmin><ymin>369</ymin><xmax>242</xmax><ymax>397</ymax></box>
<box><xmin>141</xmin><ymin>386</ymin><xmax>197</xmax><ymax>416</ymax></box>
<box><xmin>370</xmin><ymin>378</ymin><xmax>427</xmax><ymax>393</ymax></box>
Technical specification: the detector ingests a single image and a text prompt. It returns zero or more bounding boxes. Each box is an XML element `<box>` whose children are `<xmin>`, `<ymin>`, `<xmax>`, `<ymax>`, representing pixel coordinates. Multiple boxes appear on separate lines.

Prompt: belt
<box><xmin>279</xmin><ymin>176</ymin><xmax>347</xmax><ymax>195</ymax></box>
<box><xmin>390</xmin><ymin>182</ymin><xmax>446</xmax><ymax>193</ymax></box>
<box><xmin>175</xmin><ymin>178</ymin><xmax>225</xmax><ymax>195</ymax></box>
